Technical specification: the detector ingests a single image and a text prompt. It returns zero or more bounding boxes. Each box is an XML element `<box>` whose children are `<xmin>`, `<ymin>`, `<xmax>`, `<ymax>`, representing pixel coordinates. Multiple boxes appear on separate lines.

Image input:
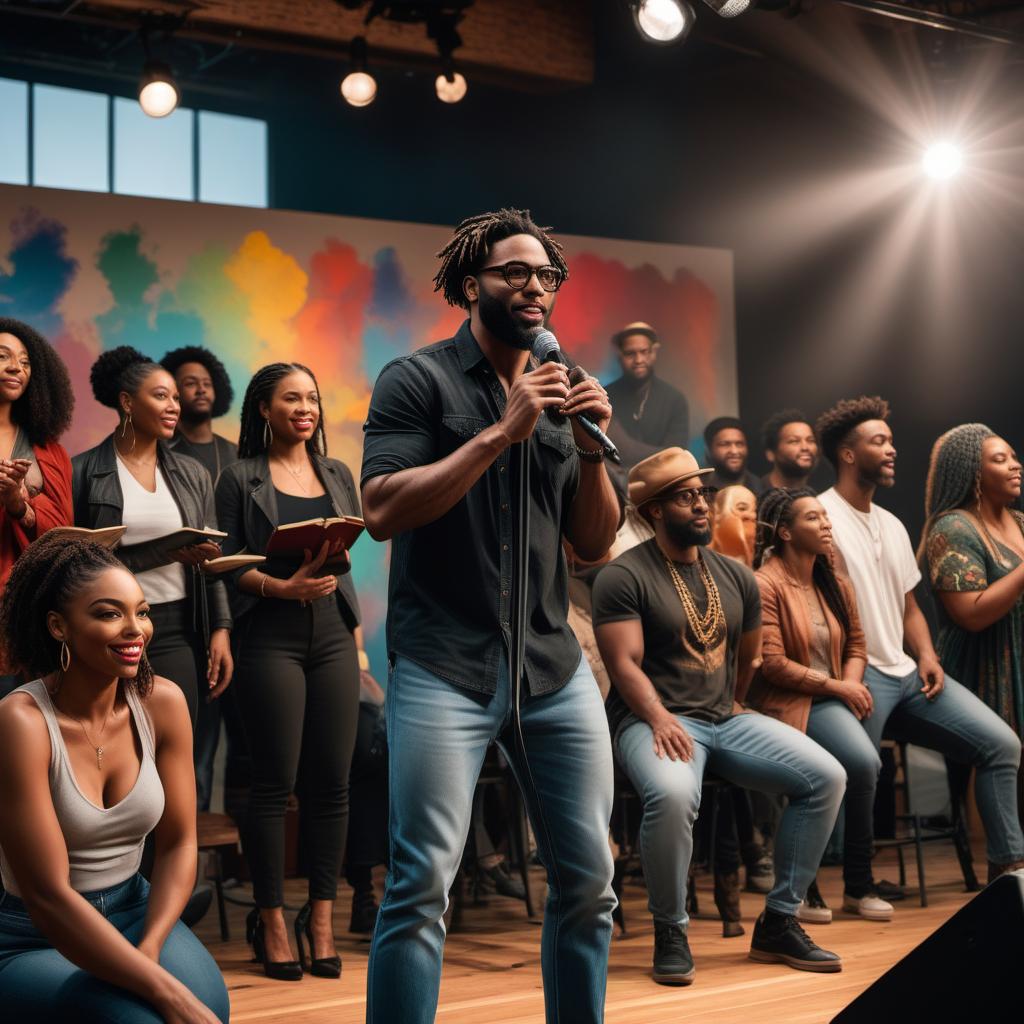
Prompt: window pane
<box><xmin>33</xmin><ymin>84</ymin><xmax>108</xmax><ymax>192</ymax></box>
<box><xmin>0</xmin><ymin>79</ymin><xmax>29</xmax><ymax>185</ymax></box>
<box><xmin>198</xmin><ymin>111</ymin><xmax>267</xmax><ymax>208</ymax></box>
<box><xmin>113</xmin><ymin>98</ymin><xmax>194</xmax><ymax>201</ymax></box>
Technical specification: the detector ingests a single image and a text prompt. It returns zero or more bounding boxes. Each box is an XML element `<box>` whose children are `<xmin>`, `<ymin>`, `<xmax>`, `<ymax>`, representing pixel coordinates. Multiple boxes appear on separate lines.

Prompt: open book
<box><xmin>265</xmin><ymin>516</ymin><xmax>364</xmax><ymax>559</ymax></box>
<box><xmin>201</xmin><ymin>553</ymin><xmax>267</xmax><ymax>575</ymax></box>
<box><xmin>124</xmin><ymin>527</ymin><xmax>228</xmax><ymax>562</ymax></box>
<box><xmin>43</xmin><ymin>525</ymin><xmax>127</xmax><ymax>550</ymax></box>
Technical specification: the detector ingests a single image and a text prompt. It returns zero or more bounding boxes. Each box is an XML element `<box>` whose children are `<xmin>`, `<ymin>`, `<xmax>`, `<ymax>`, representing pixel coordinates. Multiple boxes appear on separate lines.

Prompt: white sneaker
<box><xmin>842</xmin><ymin>892</ymin><xmax>894</xmax><ymax>921</ymax></box>
<box><xmin>796</xmin><ymin>899</ymin><xmax>832</xmax><ymax>924</ymax></box>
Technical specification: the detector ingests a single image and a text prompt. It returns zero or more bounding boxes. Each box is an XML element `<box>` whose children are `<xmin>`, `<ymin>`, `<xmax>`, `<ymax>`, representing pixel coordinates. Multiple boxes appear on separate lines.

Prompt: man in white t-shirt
<box><xmin>817</xmin><ymin>396</ymin><xmax>1024</xmax><ymax>884</ymax></box>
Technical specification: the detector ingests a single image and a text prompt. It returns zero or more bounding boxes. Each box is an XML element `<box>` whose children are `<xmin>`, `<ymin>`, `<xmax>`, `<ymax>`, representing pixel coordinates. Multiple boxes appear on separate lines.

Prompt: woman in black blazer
<box><xmin>72</xmin><ymin>347</ymin><xmax>233</xmax><ymax>728</ymax></box>
<box><xmin>215</xmin><ymin>362</ymin><xmax>361</xmax><ymax>982</ymax></box>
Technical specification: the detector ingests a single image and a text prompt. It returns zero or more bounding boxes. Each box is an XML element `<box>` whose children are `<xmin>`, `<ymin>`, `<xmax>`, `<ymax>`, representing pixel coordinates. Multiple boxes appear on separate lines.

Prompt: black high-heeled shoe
<box><xmin>246</xmin><ymin>906</ymin><xmax>303</xmax><ymax>981</ymax></box>
<box><xmin>294</xmin><ymin>902</ymin><xmax>342</xmax><ymax>979</ymax></box>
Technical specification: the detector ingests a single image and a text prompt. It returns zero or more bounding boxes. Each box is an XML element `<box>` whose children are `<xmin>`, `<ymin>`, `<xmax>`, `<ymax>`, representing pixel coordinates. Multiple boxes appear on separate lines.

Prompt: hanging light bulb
<box><xmin>632</xmin><ymin>0</ymin><xmax>696</xmax><ymax>43</ymax></box>
<box><xmin>341</xmin><ymin>36</ymin><xmax>377</xmax><ymax>107</ymax></box>
<box><xmin>138</xmin><ymin>59</ymin><xmax>179</xmax><ymax>118</ymax></box>
<box><xmin>435</xmin><ymin>71</ymin><xmax>467</xmax><ymax>104</ymax></box>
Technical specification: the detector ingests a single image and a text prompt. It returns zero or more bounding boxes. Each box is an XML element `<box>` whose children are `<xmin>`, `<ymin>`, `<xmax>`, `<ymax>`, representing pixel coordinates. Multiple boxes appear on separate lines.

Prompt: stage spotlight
<box><xmin>341</xmin><ymin>37</ymin><xmax>377</xmax><ymax>107</ymax></box>
<box><xmin>700</xmin><ymin>0</ymin><xmax>752</xmax><ymax>16</ymax></box>
<box><xmin>435</xmin><ymin>71</ymin><xmax>467</xmax><ymax>103</ymax></box>
<box><xmin>631</xmin><ymin>0</ymin><xmax>695</xmax><ymax>44</ymax></box>
<box><xmin>138</xmin><ymin>59</ymin><xmax>179</xmax><ymax>118</ymax></box>
<box><xmin>923</xmin><ymin>141</ymin><xmax>963</xmax><ymax>180</ymax></box>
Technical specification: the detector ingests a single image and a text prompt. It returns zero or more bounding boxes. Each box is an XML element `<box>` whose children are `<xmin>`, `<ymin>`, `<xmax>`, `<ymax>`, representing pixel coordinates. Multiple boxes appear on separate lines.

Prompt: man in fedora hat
<box><xmin>605</xmin><ymin>323</ymin><xmax>690</xmax><ymax>470</ymax></box>
<box><xmin>593</xmin><ymin>447</ymin><xmax>846</xmax><ymax>985</ymax></box>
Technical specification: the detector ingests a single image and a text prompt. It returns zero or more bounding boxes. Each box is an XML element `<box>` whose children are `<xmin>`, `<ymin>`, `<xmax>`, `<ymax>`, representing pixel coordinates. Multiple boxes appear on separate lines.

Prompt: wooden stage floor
<box><xmin>200</xmin><ymin>845</ymin><xmax>977</xmax><ymax>1024</ymax></box>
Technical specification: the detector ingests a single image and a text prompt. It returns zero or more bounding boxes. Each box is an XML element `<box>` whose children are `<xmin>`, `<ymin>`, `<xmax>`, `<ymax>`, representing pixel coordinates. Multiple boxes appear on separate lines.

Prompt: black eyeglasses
<box><xmin>660</xmin><ymin>486</ymin><xmax>718</xmax><ymax>508</ymax></box>
<box><xmin>478</xmin><ymin>261</ymin><xmax>565</xmax><ymax>292</ymax></box>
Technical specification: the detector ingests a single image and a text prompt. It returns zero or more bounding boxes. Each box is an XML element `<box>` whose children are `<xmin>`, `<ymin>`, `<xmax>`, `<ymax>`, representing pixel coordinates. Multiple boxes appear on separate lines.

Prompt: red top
<box><xmin>0</xmin><ymin>439</ymin><xmax>73</xmax><ymax>590</ymax></box>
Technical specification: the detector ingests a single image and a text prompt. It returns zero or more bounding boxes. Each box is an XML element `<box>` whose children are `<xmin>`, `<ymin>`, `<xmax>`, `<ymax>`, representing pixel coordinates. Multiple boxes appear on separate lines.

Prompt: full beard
<box><xmin>477</xmin><ymin>289</ymin><xmax>542</xmax><ymax>351</ymax></box>
<box><xmin>179</xmin><ymin>405</ymin><xmax>212</xmax><ymax>428</ymax></box>
<box><xmin>664</xmin><ymin>518</ymin><xmax>712</xmax><ymax>549</ymax></box>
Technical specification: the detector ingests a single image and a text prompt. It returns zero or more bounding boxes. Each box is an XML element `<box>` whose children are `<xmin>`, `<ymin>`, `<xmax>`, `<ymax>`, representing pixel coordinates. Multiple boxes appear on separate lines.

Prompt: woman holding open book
<box><xmin>71</xmin><ymin>347</ymin><xmax>234</xmax><ymax>729</ymax></box>
<box><xmin>215</xmin><ymin>362</ymin><xmax>362</xmax><ymax>982</ymax></box>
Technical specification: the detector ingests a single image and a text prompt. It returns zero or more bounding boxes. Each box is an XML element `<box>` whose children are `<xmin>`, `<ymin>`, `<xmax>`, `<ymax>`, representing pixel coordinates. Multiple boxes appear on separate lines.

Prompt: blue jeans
<box><xmin>805</xmin><ymin>699</ymin><xmax>883</xmax><ymax>896</ymax></box>
<box><xmin>367</xmin><ymin>654</ymin><xmax>615</xmax><ymax>1024</ymax></box>
<box><xmin>0</xmin><ymin>873</ymin><xmax>229</xmax><ymax>1023</ymax></box>
<box><xmin>617</xmin><ymin>711</ymin><xmax>846</xmax><ymax>927</ymax></box>
<box><xmin>862</xmin><ymin>665</ymin><xmax>1024</xmax><ymax>863</ymax></box>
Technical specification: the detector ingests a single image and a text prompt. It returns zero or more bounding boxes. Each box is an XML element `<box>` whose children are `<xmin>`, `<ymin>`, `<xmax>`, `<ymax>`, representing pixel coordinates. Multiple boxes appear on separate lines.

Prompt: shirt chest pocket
<box><xmin>534</xmin><ymin>426</ymin><xmax>576</xmax><ymax>491</ymax></box>
<box><xmin>440</xmin><ymin>414</ymin><xmax>490</xmax><ymax>454</ymax></box>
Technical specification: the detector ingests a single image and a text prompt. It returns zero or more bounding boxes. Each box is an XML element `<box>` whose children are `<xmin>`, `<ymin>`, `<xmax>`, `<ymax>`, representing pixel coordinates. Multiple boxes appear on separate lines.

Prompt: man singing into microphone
<box><xmin>361</xmin><ymin>209</ymin><xmax>619</xmax><ymax>1024</ymax></box>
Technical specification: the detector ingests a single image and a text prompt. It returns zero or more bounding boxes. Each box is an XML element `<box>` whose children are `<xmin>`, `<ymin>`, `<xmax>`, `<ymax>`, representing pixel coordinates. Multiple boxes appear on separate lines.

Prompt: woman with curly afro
<box><xmin>0</xmin><ymin>318</ymin><xmax>75</xmax><ymax>694</ymax></box>
<box><xmin>71</xmin><ymin>346</ymin><xmax>233</xmax><ymax>728</ymax></box>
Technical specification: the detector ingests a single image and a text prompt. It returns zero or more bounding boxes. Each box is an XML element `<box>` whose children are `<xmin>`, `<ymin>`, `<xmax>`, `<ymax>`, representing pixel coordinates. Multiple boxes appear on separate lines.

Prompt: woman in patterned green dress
<box><xmin>921</xmin><ymin>423</ymin><xmax>1024</xmax><ymax>819</ymax></box>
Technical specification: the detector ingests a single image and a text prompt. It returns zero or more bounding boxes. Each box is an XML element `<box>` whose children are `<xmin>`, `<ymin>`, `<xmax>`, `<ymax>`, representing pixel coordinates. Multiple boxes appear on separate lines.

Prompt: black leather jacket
<box><xmin>214</xmin><ymin>452</ymin><xmax>362</xmax><ymax>629</ymax></box>
<box><xmin>71</xmin><ymin>434</ymin><xmax>232</xmax><ymax>640</ymax></box>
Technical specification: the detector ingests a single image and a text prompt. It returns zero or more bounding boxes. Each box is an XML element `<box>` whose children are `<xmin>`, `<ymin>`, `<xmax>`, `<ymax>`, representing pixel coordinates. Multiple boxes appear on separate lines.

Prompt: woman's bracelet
<box><xmin>260</xmin><ymin>573</ymin><xmax>269</xmax><ymax>598</ymax></box>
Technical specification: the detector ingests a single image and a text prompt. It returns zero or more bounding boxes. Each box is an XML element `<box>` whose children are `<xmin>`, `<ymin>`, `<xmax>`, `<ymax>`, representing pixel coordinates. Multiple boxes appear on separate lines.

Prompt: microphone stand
<box><xmin>508</xmin><ymin>435</ymin><xmax>543</xmax><ymax>918</ymax></box>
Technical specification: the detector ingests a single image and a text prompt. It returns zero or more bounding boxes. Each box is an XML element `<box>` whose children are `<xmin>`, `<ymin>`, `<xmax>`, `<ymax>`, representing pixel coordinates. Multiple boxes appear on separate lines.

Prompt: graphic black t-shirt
<box><xmin>593</xmin><ymin>540</ymin><xmax>761</xmax><ymax>736</ymax></box>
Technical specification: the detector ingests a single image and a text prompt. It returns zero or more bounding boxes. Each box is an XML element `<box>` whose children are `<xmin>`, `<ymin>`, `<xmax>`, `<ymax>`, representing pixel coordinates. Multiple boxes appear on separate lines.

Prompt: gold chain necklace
<box><xmin>273</xmin><ymin>455</ymin><xmax>312</xmax><ymax>495</ymax></box>
<box><xmin>661</xmin><ymin>548</ymin><xmax>726</xmax><ymax>667</ymax></box>
<box><xmin>60</xmin><ymin>701</ymin><xmax>116</xmax><ymax>770</ymax></box>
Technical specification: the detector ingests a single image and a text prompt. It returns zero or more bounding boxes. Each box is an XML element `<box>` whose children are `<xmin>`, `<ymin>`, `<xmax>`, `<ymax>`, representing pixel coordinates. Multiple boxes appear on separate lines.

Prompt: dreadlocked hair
<box><xmin>90</xmin><ymin>345</ymin><xmax>164</xmax><ymax>416</ymax></box>
<box><xmin>755</xmin><ymin>487</ymin><xmax>851</xmax><ymax>635</ymax></box>
<box><xmin>433</xmin><ymin>208</ymin><xmax>569</xmax><ymax>309</ymax></box>
<box><xmin>815</xmin><ymin>395</ymin><xmax>890</xmax><ymax>468</ymax></box>
<box><xmin>0</xmin><ymin>534</ymin><xmax>154</xmax><ymax>695</ymax></box>
<box><xmin>917</xmin><ymin>423</ymin><xmax>995</xmax><ymax>560</ymax></box>
<box><xmin>160</xmin><ymin>345</ymin><xmax>235</xmax><ymax>417</ymax></box>
<box><xmin>0</xmin><ymin>317</ymin><xmax>75</xmax><ymax>445</ymax></box>
<box><xmin>236</xmin><ymin>363</ymin><xmax>327</xmax><ymax>460</ymax></box>
<box><xmin>761</xmin><ymin>408</ymin><xmax>811</xmax><ymax>454</ymax></box>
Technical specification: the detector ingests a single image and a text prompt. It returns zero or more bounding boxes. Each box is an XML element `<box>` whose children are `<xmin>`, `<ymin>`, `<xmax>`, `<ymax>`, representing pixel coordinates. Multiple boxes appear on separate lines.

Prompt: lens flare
<box><xmin>922</xmin><ymin>141</ymin><xmax>963</xmax><ymax>180</ymax></box>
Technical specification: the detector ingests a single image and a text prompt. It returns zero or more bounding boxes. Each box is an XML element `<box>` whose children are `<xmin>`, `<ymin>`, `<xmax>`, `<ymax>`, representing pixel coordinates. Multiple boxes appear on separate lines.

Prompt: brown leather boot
<box><xmin>987</xmin><ymin>859</ymin><xmax>1024</xmax><ymax>884</ymax></box>
<box><xmin>714</xmin><ymin>869</ymin><xmax>745</xmax><ymax>938</ymax></box>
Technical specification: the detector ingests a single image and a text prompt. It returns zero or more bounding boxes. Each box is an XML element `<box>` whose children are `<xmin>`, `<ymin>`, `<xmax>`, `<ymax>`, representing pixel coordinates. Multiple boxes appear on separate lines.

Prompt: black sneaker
<box><xmin>749</xmin><ymin>910</ymin><xmax>842</xmax><ymax>973</ymax></box>
<box><xmin>652</xmin><ymin>922</ymin><xmax>696</xmax><ymax>985</ymax></box>
<box><xmin>875</xmin><ymin>878</ymin><xmax>906</xmax><ymax>902</ymax></box>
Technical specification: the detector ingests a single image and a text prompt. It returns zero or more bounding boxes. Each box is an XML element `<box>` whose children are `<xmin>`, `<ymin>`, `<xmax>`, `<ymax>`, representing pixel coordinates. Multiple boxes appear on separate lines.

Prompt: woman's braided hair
<box><xmin>755</xmin><ymin>487</ymin><xmax>851</xmax><ymax>634</ymax></box>
<box><xmin>237</xmin><ymin>362</ymin><xmax>327</xmax><ymax>459</ymax></box>
<box><xmin>0</xmin><ymin>535</ymin><xmax>154</xmax><ymax>694</ymax></box>
<box><xmin>433</xmin><ymin>208</ymin><xmax>569</xmax><ymax>309</ymax></box>
<box><xmin>918</xmin><ymin>423</ymin><xmax>995</xmax><ymax>559</ymax></box>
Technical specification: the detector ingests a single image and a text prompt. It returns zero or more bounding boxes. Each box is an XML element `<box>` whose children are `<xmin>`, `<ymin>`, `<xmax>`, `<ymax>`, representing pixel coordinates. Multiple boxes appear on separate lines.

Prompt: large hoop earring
<box><xmin>60</xmin><ymin>641</ymin><xmax>71</xmax><ymax>672</ymax></box>
<box><xmin>120</xmin><ymin>414</ymin><xmax>136</xmax><ymax>453</ymax></box>
<box><xmin>263</xmin><ymin>418</ymin><xmax>273</xmax><ymax>449</ymax></box>
<box><xmin>974</xmin><ymin>470</ymin><xmax>983</xmax><ymax>510</ymax></box>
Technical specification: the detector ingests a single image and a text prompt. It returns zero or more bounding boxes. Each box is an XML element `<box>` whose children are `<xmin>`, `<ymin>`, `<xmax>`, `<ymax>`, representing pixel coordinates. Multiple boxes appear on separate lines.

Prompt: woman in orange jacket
<box><xmin>748</xmin><ymin>487</ymin><xmax>893</xmax><ymax>924</ymax></box>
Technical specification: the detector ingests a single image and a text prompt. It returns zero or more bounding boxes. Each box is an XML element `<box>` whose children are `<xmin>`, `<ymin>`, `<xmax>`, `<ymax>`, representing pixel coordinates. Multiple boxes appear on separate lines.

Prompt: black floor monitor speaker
<box><xmin>831</xmin><ymin>871</ymin><xmax>1024</xmax><ymax>1022</ymax></box>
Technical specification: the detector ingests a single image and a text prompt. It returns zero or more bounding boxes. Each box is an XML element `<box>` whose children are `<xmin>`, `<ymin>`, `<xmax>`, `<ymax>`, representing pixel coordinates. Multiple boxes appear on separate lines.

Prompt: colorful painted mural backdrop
<box><xmin>0</xmin><ymin>184</ymin><xmax>736</xmax><ymax>674</ymax></box>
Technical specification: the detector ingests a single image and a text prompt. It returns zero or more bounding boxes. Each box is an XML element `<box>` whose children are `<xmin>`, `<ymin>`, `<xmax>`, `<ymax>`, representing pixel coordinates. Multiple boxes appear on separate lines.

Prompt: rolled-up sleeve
<box><xmin>361</xmin><ymin>357</ymin><xmax>438</xmax><ymax>486</ymax></box>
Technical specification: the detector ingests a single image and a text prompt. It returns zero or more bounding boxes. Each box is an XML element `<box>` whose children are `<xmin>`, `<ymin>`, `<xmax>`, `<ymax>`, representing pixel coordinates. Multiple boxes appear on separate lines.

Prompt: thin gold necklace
<box><xmin>273</xmin><ymin>454</ymin><xmax>312</xmax><ymax>495</ymax></box>
<box><xmin>59</xmin><ymin>698</ymin><xmax>117</xmax><ymax>770</ymax></box>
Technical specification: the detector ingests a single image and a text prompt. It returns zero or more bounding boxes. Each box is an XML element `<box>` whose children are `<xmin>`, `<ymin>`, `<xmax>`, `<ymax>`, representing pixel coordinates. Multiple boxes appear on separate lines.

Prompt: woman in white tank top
<box><xmin>0</xmin><ymin>535</ymin><xmax>228</xmax><ymax>1023</ymax></box>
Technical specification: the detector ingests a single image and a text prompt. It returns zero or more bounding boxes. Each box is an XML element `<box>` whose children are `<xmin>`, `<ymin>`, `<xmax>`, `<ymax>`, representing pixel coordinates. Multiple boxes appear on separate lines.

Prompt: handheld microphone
<box><xmin>531</xmin><ymin>330</ymin><xmax>622</xmax><ymax>464</ymax></box>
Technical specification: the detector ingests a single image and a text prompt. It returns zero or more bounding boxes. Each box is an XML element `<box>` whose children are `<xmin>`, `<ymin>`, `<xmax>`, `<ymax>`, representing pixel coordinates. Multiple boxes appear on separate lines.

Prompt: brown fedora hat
<box><xmin>612</xmin><ymin>321</ymin><xmax>659</xmax><ymax>348</ymax></box>
<box><xmin>628</xmin><ymin>447</ymin><xmax>714</xmax><ymax>507</ymax></box>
